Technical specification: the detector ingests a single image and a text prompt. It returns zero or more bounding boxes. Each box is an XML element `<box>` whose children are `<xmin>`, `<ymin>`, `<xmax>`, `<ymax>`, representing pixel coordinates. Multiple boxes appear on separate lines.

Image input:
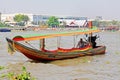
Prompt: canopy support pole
<box><xmin>73</xmin><ymin>35</ymin><xmax>76</xmax><ymax>48</ymax></box>
<box><xmin>40</xmin><ymin>38</ymin><xmax>45</xmax><ymax>50</ymax></box>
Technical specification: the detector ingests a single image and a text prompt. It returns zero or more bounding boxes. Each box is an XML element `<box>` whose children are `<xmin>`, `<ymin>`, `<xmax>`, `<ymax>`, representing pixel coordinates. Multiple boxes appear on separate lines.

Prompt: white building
<box><xmin>1</xmin><ymin>13</ymin><xmax>15</xmax><ymax>22</ymax></box>
<box><xmin>1</xmin><ymin>13</ymin><xmax>33</xmax><ymax>22</ymax></box>
<box><xmin>59</xmin><ymin>19</ymin><xmax>87</xmax><ymax>27</ymax></box>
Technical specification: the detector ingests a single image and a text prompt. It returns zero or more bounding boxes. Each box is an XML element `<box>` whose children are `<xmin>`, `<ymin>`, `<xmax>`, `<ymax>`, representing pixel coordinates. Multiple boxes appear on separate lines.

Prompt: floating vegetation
<box><xmin>115</xmin><ymin>52</ymin><xmax>120</xmax><ymax>55</ymax></box>
<box><xmin>81</xmin><ymin>57</ymin><xmax>92</xmax><ymax>63</ymax></box>
<box><xmin>105</xmin><ymin>61</ymin><xmax>110</xmax><ymax>64</ymax></box>
<box><xmin>0</xmin><ymin>66</ymin><xmax>5</xmax><ymax>71</ymax></box>
<box><xmin>82</xmin><ymin>58</ymin><xmax>89</xmax><ymax>63</ymax></box>
<box><xmin>0</xmin><ymin>66</ymin><xmax>36</xmax><ymax>80</ymax></box>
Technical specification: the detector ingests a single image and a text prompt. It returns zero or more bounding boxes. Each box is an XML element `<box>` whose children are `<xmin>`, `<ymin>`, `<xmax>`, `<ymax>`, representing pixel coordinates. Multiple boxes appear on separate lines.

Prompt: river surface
<box><xmin>0</xmin><ymin>30</ymin><xmax>120</xmax><ymax>80</ymax></box>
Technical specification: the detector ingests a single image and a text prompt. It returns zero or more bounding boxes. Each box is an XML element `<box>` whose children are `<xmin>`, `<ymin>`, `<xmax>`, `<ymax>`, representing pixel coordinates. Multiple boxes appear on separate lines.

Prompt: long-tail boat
<box><xmin>6</xmin><ymin>27</ymin><xmax>106</xmax><ymax>61</ymax></box>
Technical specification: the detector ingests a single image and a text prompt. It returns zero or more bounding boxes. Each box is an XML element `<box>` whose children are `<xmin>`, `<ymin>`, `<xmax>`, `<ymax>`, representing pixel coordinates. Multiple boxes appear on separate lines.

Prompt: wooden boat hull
<box><xmin>6</xmin><ymin>38</ymin><xmax>106</xmax><ymax>61</ymax></box>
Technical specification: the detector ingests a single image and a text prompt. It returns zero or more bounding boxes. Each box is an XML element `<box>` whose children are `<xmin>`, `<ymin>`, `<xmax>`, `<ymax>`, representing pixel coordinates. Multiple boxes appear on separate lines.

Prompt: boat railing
<box><xmin>41</xmin><ymin>44</ymin><xmax>92</xmax><ymax>53</ymax></box>
<box><xmin>58</xmin><ymin>44</ymin><xmax>92</xmax><ymax>52</ymax></box>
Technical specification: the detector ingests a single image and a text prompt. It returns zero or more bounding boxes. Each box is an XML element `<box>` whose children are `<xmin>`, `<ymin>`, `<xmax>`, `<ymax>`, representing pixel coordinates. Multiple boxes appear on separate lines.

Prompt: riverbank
<box><xmin>1</xmin><ymin>27</ymin><xmax>120</xmax><ymax>32</ymax></box>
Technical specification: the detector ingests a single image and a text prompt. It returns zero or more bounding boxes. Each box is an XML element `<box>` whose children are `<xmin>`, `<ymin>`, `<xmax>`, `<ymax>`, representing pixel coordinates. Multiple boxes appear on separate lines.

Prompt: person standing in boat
<box><xmin>76</xmin><ymin>38</ymin><xmax>87</xmax><ymax>48</ymax></box>
<box><xmin>88</xmin><ymin>33</ymin><xmax>99</xmax><ymax>48</ymax></box>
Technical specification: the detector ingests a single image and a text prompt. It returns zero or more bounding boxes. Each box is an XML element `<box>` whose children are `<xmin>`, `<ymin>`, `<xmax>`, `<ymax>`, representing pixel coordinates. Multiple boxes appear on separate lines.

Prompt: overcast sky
<box><xmin>0</xmin><ymin>0</ymin><xmax>120</xmax><ymax>20</ymax></box>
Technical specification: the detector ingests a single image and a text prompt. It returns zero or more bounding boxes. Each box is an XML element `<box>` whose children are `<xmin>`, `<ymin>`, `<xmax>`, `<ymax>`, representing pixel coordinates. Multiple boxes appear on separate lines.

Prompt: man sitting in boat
<box><xmin>76</xmin><ymin>38</ymin><xmax>87</xmax><ymax>48</ymax></box>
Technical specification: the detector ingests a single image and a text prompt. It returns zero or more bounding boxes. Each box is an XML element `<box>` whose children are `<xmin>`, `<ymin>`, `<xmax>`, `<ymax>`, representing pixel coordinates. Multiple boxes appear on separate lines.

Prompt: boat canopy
<box><xmin>13</xmin><ymin>27</ymin><xmax>100</xmax><ymax>41</ymax></box>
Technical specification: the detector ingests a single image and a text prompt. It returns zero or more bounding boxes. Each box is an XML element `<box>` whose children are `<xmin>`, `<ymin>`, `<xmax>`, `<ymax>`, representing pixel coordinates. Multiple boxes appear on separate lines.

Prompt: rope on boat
<box><xmin>25</xmin><ymin>41</ymin><xmax>38</xmax><ymax>49</ymax></box>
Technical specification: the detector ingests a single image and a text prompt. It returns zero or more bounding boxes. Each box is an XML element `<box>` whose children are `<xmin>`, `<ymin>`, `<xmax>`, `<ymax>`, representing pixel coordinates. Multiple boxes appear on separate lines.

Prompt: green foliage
<box><xmin>16</xmin><ymin>66</ymin><xmax>31</xmax><ymax>80</ymax></box>
<box><xmin>14</xmin><ymin>14</ymin><xmax>22</xmax><ymax>22</ymax></box>
<box><xmin>14</xmin><ymin>14</ymin><xmax>29</xmax><ymax>26</ymax></box>
<box><xmin>92</xmin><ymin>20</ymin><xmax>99</xmax><ymax>27</ymax></box>
<box><xmin>111</xmin><ymin>20</ymin><xmax>118</xmax><ymax>25</ymax></box>
<box><xmin>0</xmin><ymin>66</ymin><xmax>36</xmax><ymax>80</ymax></box>
<box><xmin>47</xmin><ymin>16</ymin><xmax>59</xmax><ymax>27</ymax></box>
<box><xmin>14</xmin><ymin>14</ymin><xmax>29</xmax><ymax>22</ymax></box>
<box><xmin>0</xmin><ymin>22</ymin><xmax>8</xmax><ymax>27</ymax></box>
<box><xmin>0</xmin><ymin>72</ymin><xmax>15</xmax><ymax>80</ymax></box>
<box><xmin>97</xmin><ymin>20</ymin><xmax>120</xmax><ymax>27</ymax></box>
<box><xmin>0</xmin><ymin>66</ymin><xmax>5</xmax><ymax>70</ymax></box>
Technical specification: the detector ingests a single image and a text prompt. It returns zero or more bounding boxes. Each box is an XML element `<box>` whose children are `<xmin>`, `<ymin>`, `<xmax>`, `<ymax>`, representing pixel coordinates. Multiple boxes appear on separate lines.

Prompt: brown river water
<box><xmin>0</xmin><ymin>30</ymin><xmax>120</xmax><ymax>80</ymax></box>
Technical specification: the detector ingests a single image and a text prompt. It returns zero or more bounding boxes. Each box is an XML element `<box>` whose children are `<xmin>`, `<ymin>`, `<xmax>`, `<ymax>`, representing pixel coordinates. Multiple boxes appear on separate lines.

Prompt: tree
<box><xmin>47</xmin><ymin>16</ymin><xmax>59</xmax><ymax>27</ymax></box>
<box><xmin>111</xmin><ymin>20</ymin><xmax>118</xmax><ymax>25</ymax></box>
<box><xmin>0</xmin><ymin>22</ymin><xmax>8</xmax><ymax>27</ymax></box>
<box><xmin>92</xmin><ymin>20</ymin><xmax>99</xmax><ymax>27</ymax></box>
<box><xmin>14</xmin><ymin>14</ymin><xmax>29</xmax><ymax>26</ymax></box>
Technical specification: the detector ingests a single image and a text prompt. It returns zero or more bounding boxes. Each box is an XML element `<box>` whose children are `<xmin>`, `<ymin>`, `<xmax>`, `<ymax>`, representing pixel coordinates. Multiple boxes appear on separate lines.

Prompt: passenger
<box><xmin>88</xmin><ymin>33</ymin><xmax>99</xmax><ymax>48</ymax></box>
<box><xmin>76</xmin><ymin>38</ymin><xmax>87</xmax><ymax>48</ymax></box>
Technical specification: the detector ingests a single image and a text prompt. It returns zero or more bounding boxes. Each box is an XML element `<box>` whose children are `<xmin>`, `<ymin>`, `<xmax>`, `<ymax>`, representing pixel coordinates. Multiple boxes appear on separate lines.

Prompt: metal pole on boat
<box><xmin>88</xmin><ymin>21</ymin><xmax>93</xmax><ymax>47</ymax></box>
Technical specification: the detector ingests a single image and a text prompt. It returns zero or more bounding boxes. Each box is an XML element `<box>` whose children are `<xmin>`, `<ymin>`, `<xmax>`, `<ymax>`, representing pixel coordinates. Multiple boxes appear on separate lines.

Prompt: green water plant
<box><xmin>115</xmin><ymin>52</ymin><xmax>120</xmax><ymax>55</ymax></box>
<box><xmin>0</xmin><ymin>66</ymin><xmax>36</xmax><ymax>80</ymax></box>
<box><xmin>0</xmin><ymin>66</ymin><xmax>5</xmax><ymax>70</ymax></box>
<box><xmin>15</xmin><ymin>66</ymin><xmax>36</xmax><ymax>80</ymax></box>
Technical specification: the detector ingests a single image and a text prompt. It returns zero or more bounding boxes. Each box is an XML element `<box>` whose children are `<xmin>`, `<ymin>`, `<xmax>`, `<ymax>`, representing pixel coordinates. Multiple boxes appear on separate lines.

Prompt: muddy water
<box><xmin>0</xmin><ymin>30</ymin><xmax>120</xmax><ymax>80</ymax></box>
